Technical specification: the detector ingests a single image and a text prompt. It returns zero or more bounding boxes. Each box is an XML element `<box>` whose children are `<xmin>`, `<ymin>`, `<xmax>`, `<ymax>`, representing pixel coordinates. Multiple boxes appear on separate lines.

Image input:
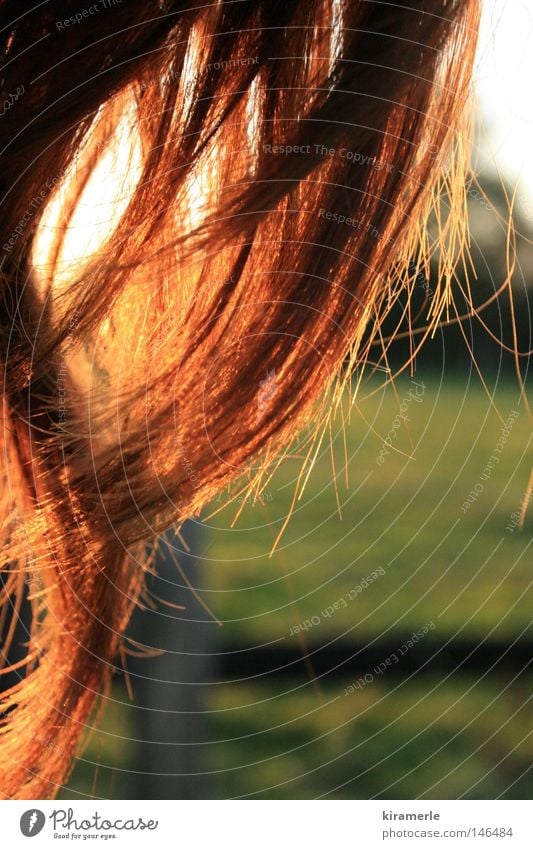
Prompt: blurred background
<box><xmin>61</xmin><ymin>0</ymin><xmax>532</xmax><ymax>800</ymax></box>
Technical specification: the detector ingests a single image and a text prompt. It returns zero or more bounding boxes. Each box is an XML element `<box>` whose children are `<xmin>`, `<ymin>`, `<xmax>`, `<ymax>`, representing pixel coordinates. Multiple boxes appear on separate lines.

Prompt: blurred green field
<box><xmin>201</xmin><ymin>373</ymin><xmax>531</xmax><ymax>642</ymax></box>
<box><xmin>63</xmin><ymin>373</ymin><xmax>532</xmax><ymax>799</ymax></box>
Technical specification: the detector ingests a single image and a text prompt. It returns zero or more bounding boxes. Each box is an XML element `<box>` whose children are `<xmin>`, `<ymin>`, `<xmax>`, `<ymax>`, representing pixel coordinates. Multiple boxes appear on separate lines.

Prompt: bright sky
<box><xmin>476</xmin><ymin>0</ymin><xmax>533</xmax><ymax>212</ymax></box>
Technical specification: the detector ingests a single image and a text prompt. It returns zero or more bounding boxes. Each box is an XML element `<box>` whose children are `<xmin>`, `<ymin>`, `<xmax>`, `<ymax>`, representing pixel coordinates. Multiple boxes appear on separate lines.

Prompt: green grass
<box><xmin>206</xmin><ymin>672</ymin><xmax>533</xmax><ymax>799</ymax></box>
<box><xmin>63</xmin><ymin>373</ymin><xmax>532</xmax><ymax>799</ymax></box>
<box><xmin>201</xmin><ymin>373</ymin><xmax>532</xmax><ymax>642</ymax></box>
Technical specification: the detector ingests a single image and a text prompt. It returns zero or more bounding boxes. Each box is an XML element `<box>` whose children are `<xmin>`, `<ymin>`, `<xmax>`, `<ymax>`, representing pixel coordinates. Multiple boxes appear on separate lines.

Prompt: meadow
<box><xmin>64</xmin><ymin>373</ymin><xmax>532</xmax><ymax>799</ymax></box>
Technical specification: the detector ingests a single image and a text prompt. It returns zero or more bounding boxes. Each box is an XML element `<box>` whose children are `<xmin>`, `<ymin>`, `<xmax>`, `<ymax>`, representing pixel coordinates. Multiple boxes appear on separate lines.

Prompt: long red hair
<box><xmin>0</xmin><ymin>0</ymin><xmax>480</xmax><ymax>797</ymax></box>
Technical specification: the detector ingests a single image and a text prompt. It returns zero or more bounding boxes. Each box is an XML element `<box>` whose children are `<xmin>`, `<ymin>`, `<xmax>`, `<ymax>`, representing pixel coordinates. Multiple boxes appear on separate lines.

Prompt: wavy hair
<box><xmin>0</xmin><ymin>0</ymin><xmax>480</xmax><ymax>797</ymax></box>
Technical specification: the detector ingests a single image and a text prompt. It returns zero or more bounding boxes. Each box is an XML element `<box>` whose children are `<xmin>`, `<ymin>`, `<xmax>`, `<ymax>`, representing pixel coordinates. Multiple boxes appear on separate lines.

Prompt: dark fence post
<box><xmin>127</xmin><ymin>521</ymin><xmax>215</xmax><ymax>799</ymax></box>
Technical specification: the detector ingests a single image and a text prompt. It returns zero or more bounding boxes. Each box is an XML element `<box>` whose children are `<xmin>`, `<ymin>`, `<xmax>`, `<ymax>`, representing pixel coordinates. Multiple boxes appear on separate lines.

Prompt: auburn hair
<box><xmin>0</xmin><ymin>0</ymin><xmax>480</xmax><ymax>798</ymax></box>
